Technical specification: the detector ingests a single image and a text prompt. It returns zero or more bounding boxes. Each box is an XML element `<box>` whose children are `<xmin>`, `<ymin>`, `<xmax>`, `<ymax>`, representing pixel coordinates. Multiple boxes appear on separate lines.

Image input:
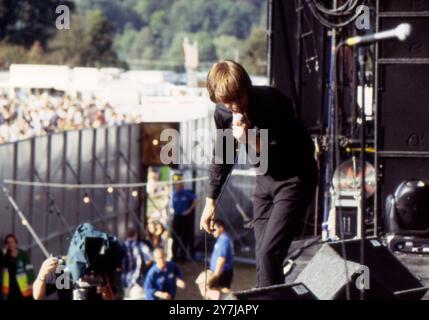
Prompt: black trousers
<box><xmin>172</xmin><ymin>212</ymin><xmax>195</xmax><ymax>261</ymax></box>
<box><xmin>211</xmin><ymin>269</ymin><xmax>234</xmax><ymax>289</ymax></box>
<box><xmin>253</xmin><ymin>163</ymin><xmax>317</xmax><ymax>287</ymax></box>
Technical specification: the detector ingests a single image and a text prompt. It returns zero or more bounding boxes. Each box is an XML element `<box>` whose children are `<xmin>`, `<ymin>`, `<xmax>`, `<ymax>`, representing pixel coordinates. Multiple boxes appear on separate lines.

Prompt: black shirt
<box><xmin>45</xmin><ymin>271</ymin><xmax>73</xmax><ymax>300</ymax></box>
<box><xmin>207</xmin><ymin>86</ymin><xmax>316</xmax><ymax>199</ymax></box>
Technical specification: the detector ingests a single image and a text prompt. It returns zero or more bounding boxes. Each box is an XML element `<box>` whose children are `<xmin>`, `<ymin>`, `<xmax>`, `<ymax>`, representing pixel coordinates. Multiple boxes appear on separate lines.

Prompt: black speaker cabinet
<box><xmin>296</xmin><ymin>238</ymin><xmax>426</xmax><ymax>300</ymax></box>
<box><xmin>378</xmin><ymin>64</ymin><xmax>429</xmax><ymax>152</ymax></box>
<box><xmin>375</xmin><ymin>1</ymin><xmax>429</xmax><ymax>229</ymax></box>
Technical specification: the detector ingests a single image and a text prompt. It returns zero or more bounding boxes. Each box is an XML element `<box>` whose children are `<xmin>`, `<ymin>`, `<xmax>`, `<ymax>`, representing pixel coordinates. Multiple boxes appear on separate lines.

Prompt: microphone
<box><xmin>232</xmin><ymin>113</ymin><xmax>243</xmax><ymax>124</ymax></box>
<box><xmin>345</xmin><ymin>23</ymin><xmax>411</xmax><ymax>46</ymax></box>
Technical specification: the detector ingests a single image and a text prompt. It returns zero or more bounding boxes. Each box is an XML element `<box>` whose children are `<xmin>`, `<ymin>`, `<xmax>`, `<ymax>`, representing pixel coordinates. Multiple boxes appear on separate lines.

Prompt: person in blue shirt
<box><xmin>144</xmin><ymin>248</ymin><xmax>186</xmax><ymax>300</ymax></box>
<box><xmin>121</xmin><ymin>227</ymin><xmax>153</xmax><ymax>299</ymax></box>
<box><xmin>171</xmin><ymin>172</ymin><xmax>198</xmax><ymax>262</ymax></box>
<box><xmin>209</xmin><ymin>219</ymin><xmax>234</xmax><ymax>289</ymax></box>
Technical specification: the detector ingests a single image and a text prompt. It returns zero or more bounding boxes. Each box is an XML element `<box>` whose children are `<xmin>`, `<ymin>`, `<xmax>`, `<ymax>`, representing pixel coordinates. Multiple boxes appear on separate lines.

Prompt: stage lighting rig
<box><xmin>385</xmin><ymin>180</ymin><xmax>429</xmax><ymax>253</ymax></box>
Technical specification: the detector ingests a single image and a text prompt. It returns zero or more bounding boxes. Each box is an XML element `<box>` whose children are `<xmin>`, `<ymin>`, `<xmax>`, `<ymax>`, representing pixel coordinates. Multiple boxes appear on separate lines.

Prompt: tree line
<box><xmin>0</xmin><ymin>0</ymin><xmax>267</xmax><ymax>75</ymax></box>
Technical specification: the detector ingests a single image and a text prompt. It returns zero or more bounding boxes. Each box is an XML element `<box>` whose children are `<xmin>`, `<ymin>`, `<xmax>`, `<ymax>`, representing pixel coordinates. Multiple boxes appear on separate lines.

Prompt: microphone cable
<box><xmin>204</xmin><ymin>147</ymin><xmax>239</xmax><ymax>300</ymax></box>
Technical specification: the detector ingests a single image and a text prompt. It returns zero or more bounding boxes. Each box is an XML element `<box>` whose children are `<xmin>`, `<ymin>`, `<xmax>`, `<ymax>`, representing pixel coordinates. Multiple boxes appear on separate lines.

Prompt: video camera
<box><xmin>66</xmin><ymin>224</ymin><xmax>124</xmax><ymax>300</ymax></box>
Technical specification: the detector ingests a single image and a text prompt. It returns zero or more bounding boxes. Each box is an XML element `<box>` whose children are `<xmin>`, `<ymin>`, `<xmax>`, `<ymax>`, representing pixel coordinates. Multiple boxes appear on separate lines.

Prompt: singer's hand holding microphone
<box><xmin>200</xmin><ymin>112</ymin><xmax>248</xmax><ymax>234</ymax></box>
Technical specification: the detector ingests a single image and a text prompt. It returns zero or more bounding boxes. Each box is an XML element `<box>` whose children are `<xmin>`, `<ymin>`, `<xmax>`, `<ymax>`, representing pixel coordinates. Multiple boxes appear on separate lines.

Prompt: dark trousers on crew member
<box><xmin>253</xmin><ymin>163</ymin><xmax>317</xmax><ymax>287</ymax></box>
<box><xmin>172</xmin><ymin>212</ymin><xmax>195</xmax><ymax>261</ymax></box>
<box><xmin>211</xmin><ymin>269</ymin><xmax>234</xmax><ymax>289</ymax></box>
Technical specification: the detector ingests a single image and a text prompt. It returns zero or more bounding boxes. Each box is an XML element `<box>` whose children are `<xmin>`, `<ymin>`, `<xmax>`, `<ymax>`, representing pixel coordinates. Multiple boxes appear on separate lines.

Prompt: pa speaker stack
<box><xmin>375</xmin><ymin>1</ymin><xmax>429</xmax><ymax>232</ymax></box>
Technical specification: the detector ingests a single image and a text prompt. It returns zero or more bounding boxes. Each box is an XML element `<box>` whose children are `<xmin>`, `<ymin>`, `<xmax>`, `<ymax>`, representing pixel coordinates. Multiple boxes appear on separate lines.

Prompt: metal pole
<box><xmin>12</xmin><ymin>142</ymin><xmax>18</xmax><ymax>233</ymax></box>
<box><xmin>359</xmin><ymin>45</ymin><xmax>367</xmax><ymax>301</ymax></box>
<box><xmin>115</xmin><ymin>127</ymin><xmax>121</xmax><ymax>235</ymax></box>
<box><xmin>330</xmin><ymin>0</ymin><xmax>337</xmax><ymax>205</ymax></box>
<box><xmin>296</xmin><ymin>0</ymin><xmax>303</xmax><ymax>119</ymax></box>
<box><xmin>28</xmin><ymin>138</ymin><xmax>35</xmax><ymax>257</ymax></box>
<box><xmin>127</xmin><ymin>126</ymin><xmax>132</xmax><ymax>229</ymax></box>
<box><xmin>45</xmin><ymin>135</ymin><xmax>52</xmax><ymax>248</ymax></box>
<box><xmin>77</xmin><ymin>130</ymin><xmax>82</xmax><ymax>224</ymax></box>
<box><xmin>62</xmin><ymin>132</ymin><xmax>69</xmax><ymax>241</ymax></box>
<box><xmin>267</xmin><ymin>0</ymin><xmax>274</xmax><ymax>85</ymax></box>
<box><xmin>374</xmin><ymin>0</ymin><xmax>380</xmax><ymax>237</ymax></box>
<box><xmin>91</xmin><ymin>129</ymin><xmax>97</xmax><ymax>223</ymax></box>
<box><xmin>104</xmin><ymin>128</ymin><xmax>111</xmax><ymax>231</ymax></box>
<box><xmin>2</xmin><ymin>185</ymin><xmax>50</xmax><ymax>258</ymax></box>
<box><xmin>322</xmin><ymin>0</ymin><xmax>338</xmax><ymax>238</ymax></box>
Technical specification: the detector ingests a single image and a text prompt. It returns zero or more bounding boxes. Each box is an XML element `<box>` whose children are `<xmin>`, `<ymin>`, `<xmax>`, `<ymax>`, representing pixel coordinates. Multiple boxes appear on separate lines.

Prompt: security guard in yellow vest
<box><xmin>2</xmin><ymin>234</ymin><xmax>35</xmax><ymax>300</ymax></box>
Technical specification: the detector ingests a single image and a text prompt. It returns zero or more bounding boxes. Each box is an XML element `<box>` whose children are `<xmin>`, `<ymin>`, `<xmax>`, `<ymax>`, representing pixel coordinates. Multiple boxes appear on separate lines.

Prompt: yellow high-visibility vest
<box><xmin>2</xmin><ymin>266</ymin><xmax>33</xmax><ymax>298</ymax></box>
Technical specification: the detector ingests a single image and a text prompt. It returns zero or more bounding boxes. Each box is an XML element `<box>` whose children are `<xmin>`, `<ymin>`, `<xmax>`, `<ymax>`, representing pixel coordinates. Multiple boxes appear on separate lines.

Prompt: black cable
<box><xmin>204</xmin><ymin>151</ymin><xmax>239</xmax><ymax>299</ymax></box>
<box><xmin>332</xmin><ymin>40</ymin><xmax>352</xmax><ymax>300</ymax></box>
<box><xmin>312</xmin><ymin>8</ymin><xmax>361</xmax><ymax>29</ymax></box>
<box><xmin>278</xmin><ymin>0</ymin><xmax>300</xmax><ymax>103</ymax></box>
<box><xmin>304</xmin><ymin>0</ymin><xmax>363</xmax><ymax>29</ymax></box>
<box><xmin>339</xmin><ymin>42</ymin><xmax>353</xmax><ymax>301</ymax></box>
<box><xmin>312</xmin><ymin>0</ymin><xmax>359</xmax><ymax>16</ymax></box>
<box><xmin>204</xmin><ymin>227</ymin><xmax>208</xmax><ymax>299</ymax></box>
<box><xmin>358</xmin><ymin>45</ymin><xmax>367</xmax><ymax>301</ymax></box>
<box><xmin>312</xmin><ymin>0</ymin><xmax>355</xmax><ymax>14</ymax></box>
<box><xmin>297</xmin><ymin>0</ymin><xmax>320</xmax><ymax>73</ymax></box>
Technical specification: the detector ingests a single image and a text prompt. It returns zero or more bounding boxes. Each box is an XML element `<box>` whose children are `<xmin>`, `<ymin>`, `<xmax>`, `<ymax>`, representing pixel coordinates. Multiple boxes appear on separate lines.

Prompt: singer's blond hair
<box><xmin>207</xmin><ymin>60</ymin><xmax>252</xmax><ymax>104</ymax></box>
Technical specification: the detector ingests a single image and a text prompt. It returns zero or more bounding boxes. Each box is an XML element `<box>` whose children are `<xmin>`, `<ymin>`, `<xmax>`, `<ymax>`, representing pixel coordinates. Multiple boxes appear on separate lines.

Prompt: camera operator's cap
<box><xmin>172</xmin><ymin>171</ymin><xmax>184</xmax><ymax>182</ymax></box>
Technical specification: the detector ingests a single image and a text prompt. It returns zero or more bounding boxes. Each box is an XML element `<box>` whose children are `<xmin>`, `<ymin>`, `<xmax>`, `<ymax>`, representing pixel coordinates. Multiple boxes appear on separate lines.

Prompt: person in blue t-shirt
<box><xmin>171</xmin><ymin>173</ymin><xmax>198</xmax><ymax>262</ymax></box>
<box><xmin>209</xmin><ymin>219</ymin><xmax>234</xmax><ymax>289</ymax></box>
<box><xmin>144</xmin><ymin>248</ymin><xmax>186</xmax><ymax>300</ymax></box>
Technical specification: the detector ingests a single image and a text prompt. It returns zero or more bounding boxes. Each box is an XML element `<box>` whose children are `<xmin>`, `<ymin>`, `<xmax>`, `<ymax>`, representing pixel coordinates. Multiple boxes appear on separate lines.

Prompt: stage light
<box><xmin>131</xmin><ymin>190</ymin><xmax>139</xmax><ymax>198</ymax></box>
<box><xmin>107</xmin><ymin>187</ymin><xmax>114</xmax><ymax>193</ymax></box>
<box><xmin>392</xmin><ymin>180</ymin><xmax>429</xmax><ymax>230</ymax></box>
<box><xmin>332</xmin><ymin>159</ymin><xmax>376</xmax><ymax>197</ymax></box>
<box><xmin>83</xmin><ymin>194</ymin><xmax>91</xmax><ymax>204</ymax></box>
<box><xmin>385</xmin><ymin>180</ymin><xmax>429</xmax><ymax>253</ymax></box>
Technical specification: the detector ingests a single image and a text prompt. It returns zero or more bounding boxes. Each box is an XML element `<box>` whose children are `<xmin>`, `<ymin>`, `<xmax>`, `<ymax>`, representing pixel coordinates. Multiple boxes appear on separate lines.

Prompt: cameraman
<box><xmin>33</xmin><ymin>257</ymin><xmax>72</xmax><ymax>300</ymax></box>
<box><xmin>33</xmin><ymin>257</ymin><xmax>115</xmax><ymax>300</ymax></box>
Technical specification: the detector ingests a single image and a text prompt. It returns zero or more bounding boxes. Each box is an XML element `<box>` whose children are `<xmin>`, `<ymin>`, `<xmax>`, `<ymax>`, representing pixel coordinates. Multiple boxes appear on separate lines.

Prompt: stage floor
<box><xmin>395</xmin><ymin>253</ymin><xmax>429</xmax><ymax>300</ymax></box>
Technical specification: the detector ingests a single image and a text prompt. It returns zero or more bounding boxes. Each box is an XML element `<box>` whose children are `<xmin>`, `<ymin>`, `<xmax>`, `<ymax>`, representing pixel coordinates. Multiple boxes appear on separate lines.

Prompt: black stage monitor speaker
<box><xmin>296</xmin><ymin>238</ymin><xmax>426</xmax><ymax>300</ymax></box>
<box><xmin>226</xmin><ymin>283</ymin><xmax>317</xmax><ymax>300</ymax></box>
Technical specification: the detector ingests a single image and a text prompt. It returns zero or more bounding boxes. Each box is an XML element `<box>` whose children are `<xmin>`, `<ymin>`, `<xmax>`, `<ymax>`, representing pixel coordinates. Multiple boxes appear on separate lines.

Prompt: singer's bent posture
<box><xmin>200</xmin><ymin>60</ymin><xmax>318</xmax><ymax>287</ymax></box>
